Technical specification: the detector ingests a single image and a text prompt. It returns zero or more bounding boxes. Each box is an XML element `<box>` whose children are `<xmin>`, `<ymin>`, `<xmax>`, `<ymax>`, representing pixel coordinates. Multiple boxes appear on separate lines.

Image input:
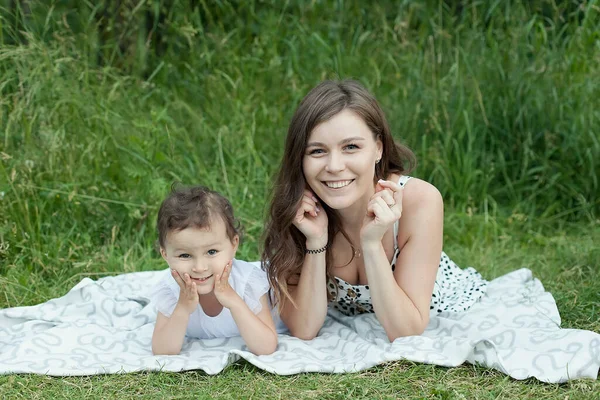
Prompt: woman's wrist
<box><xmin>306</xmin><ymin>235</ymin><xmax>328</xmax><ymax>251</ymax></box>
<box><xmin>360</xmin><ymin>240</ymin><xmax>384</xmax><ymax>255</ymax></box>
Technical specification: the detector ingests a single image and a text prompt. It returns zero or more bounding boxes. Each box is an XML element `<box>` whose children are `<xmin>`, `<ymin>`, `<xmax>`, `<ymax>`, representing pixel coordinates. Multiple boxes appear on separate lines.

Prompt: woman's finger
<box><xmin>303</xmin><ymin>189</ymin><xmax>319</xmax><ymax>203</ymax></box>
<box><xmin>377</xmin><ymin>180</ymin><xmax>404</xmax><ymax>210</ymax></box>
<box><xmin>371</xmin><ymin>189</ymin><xmax>394</xmax><ymax>206</ymax></box>
<box><xmin>296</xmin><ymin>198</ymin><xmax>319</xmax><ymax>219</ymax></box>
<box><xmin>301</xmin><ymin>194</ymin><xmax>317</xmax><ymax>208</ymax></box>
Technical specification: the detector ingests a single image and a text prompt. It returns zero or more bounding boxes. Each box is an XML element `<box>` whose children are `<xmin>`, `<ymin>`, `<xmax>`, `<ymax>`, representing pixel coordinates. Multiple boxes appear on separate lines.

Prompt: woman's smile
<box><xmin>322</xmin><ymin>179</ymin><xmax>355</xmax><ymax>189</ymax></box>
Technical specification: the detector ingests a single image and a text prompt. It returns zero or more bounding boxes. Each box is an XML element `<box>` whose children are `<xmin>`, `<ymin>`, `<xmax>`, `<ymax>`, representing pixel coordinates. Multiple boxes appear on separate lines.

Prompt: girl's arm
<box><xmin>152</xmin><ymin>270</ymin><xmax>200</xmax><ymax>355</ymax></box>
<box><xmin>229</xmin><ymin>294</ymin><xmax>278</xmax><ymax>355</ymax></box>
<box><xmin>151</xmin><ymin>305</ymin><xmax>190</xmax><ymax>355</ymax></box>
<box><xmin>214</xmin><ymin>263</ymin><xmax>278</xmax><ymax>355</ymax></box>
<box><xmin>361</xmin><ymin>179</ymin><xmax>443</xmax><ymax>341</ymax></box>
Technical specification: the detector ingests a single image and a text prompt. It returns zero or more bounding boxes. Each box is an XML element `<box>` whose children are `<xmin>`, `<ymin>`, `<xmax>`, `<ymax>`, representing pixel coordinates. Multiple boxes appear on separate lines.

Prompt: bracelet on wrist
<box><xmin>305</xmin><ymin>242</ymin><xmax>328</xmax><ymax>254</ymax></box>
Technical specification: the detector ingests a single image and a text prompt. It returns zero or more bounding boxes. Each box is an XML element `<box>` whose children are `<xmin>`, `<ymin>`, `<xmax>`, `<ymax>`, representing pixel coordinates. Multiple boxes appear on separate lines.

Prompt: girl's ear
<box><xmin>231</xmin><ymin>235</ymin><xmax>240</xmax><ymax>253</ymax></box>
<box><xmin>160</xmin><ymin>247</ymin><xmax>167</xmax><ymax>260</ymax></box>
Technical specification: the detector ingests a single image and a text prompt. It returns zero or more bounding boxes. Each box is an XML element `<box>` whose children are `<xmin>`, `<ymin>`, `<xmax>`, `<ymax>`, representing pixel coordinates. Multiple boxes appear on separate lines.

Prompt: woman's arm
<box><xmin>278</xmin><ymin>189</ymin><xmax>330</xmax><ymax>340</ymax></box>
<box><xmin>229</xmin><ymin>294</ymin><xmax>278</xmax><ymax>355</ymax></box>
<box><xmin>278</xmin><ymin>248</ymin><xmax>329</xmax><ymax>340</ymax></box>
<box><xmin>362</xmin><ymin>179</ymin><xmax>443</xmax><ymax>341</ymax></box>
<box><xmin>151</xmin><ymin>306</ymin><xmax>190</xmax><ymax>355</ymax></box>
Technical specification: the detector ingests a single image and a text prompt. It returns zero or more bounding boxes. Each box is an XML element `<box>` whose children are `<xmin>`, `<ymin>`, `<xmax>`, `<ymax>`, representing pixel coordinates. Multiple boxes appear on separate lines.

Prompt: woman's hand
<box><xmin>214</xmin><ymin>261</ymin><xmax>243</xmax><ymax>309</ymax></box>
<box><xmin>360</xmin><ymin>179</ymin><xmax>403</xmax><ymax>245</ymax></box>
<box><xmin>293</xmin><ymin>189</ymin><xmax>328</xmax><ymax>248</ymax></box>
<box><xmin>172</xmin><ymin>269</ymin><xmax>200</xmax><ymax>315</ymax></box>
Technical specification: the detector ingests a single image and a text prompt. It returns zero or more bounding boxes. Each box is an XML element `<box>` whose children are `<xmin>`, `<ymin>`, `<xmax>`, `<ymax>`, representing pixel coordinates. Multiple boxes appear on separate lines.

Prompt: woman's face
<box><xmin>302</xmin><ymin>109</ymin><xmax>382</xmax><ymax>210</ymax></box>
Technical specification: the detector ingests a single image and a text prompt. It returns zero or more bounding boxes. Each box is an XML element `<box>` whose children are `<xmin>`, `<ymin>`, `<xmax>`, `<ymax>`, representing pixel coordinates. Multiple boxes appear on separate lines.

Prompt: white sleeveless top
<box><xmin>149</xmin><ymin>258</ymin><xmax>270</xmax><ymax>339</ymax></box>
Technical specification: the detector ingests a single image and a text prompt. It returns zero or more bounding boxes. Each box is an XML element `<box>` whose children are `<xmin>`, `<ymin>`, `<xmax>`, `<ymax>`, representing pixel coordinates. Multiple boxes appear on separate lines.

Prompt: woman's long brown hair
<box><xmin>262</xmin><ymin>79</ymin><xmax>417</xmax><ymax>310</ymax></box>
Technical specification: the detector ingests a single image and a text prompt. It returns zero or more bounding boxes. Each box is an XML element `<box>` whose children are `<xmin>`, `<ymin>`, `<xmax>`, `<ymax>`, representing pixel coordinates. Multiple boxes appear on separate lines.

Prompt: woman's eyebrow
<box><xmin>306</xmin><ymin>137</ymin><xmax>366</xmax><ymax>147</ymax></box>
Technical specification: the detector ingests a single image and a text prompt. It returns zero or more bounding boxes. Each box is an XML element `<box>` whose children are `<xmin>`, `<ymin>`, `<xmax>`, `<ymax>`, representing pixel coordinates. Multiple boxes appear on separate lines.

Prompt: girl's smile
<box><xmin>190</xmin><ymin>275</ymin><xmax>213</xmax><ymax>284</ymax></box>
<box><xmin>160</xmin><ymin>219</ymin><xmax>239</xmax><ymax>296</ymax></box>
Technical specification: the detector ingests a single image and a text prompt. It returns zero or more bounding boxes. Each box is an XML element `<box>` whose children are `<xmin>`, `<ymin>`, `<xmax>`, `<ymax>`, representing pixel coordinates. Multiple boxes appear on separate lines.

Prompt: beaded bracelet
<box><xmin>305</xmin><ymin>243</ymin><xmax>328</xmax><ymax>254</ymax></box>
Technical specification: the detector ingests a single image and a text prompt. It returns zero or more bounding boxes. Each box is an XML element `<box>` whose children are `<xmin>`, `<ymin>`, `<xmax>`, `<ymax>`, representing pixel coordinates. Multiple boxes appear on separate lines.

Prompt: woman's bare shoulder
<box><xmin>398</xmin><ymin>176</ymin><xmax>443</xmax><ymax>214</ymax></box>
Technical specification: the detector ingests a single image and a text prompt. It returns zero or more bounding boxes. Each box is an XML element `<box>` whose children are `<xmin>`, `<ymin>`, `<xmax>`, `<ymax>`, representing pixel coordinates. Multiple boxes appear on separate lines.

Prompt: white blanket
<box><xmin>0</xmin><ymin>267</ymin><xmax>598</xmax><ymax>383</ymax></box>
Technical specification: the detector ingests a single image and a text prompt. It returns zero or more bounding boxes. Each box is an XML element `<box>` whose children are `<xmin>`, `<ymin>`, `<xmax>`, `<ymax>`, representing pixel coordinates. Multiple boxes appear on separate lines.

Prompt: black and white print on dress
<box><xmin>328</xmin><ymin>176</ymin><xmax>488</xmax><ymax>316</ymax></box>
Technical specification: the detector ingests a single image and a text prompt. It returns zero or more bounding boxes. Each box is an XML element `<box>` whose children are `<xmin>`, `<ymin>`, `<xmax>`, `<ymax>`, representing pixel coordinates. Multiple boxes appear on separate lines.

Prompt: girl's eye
<box><xmin>207</xmin><ymin>249</ymin><xmax>218</xmax><ymax>256</ymax></box>
<box><xmin>178</xmin><ymin>253</ymin><xmax>191</xmax><ymax>259</ymax></box>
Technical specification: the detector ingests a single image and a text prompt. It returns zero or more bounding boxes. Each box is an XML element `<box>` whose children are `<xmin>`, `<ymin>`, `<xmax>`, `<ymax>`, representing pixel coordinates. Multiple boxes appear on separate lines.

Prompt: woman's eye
<box><xmin>178</xmin><ymin>253</ymin><xmax>191</xmax><ymax>259</ymax></box>
<box><xmin>308</xmin><ymin>148</ymin><xmax>325</xmax><ymax>155</ymax></box>
<box><xmin>207</xmin><ymin>249</ymin><xmax>218</xmax><ymax>256</ymax></box>
<box><xmin>344</xmin><ymin>144</ymin><xmax>359</xmax><ymax>151</ymax></box>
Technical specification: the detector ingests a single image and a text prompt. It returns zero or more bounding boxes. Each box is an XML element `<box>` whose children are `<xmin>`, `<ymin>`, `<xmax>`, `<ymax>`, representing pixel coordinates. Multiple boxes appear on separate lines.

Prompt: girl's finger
<box><xmin>171</xmin><ymin>270</ymin><xmax>186</xmax><ymax>288</ymax></box>
<box><xmin>184</xmin><ymin>273</ymin><xmax>193</xmax><ymax>286</ymax></box>
<box><xmin>223</xmin><ymin>262</ymin><xmax>231</xmax><ymax>280</ymax></box>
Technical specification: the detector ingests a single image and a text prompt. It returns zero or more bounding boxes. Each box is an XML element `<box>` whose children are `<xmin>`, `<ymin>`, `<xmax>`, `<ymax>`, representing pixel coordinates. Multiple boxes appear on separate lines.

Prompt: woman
<box><xmin>262</xmin><ymin>80</ymin><xmax>487</xmax><ymax>341</ymax></box>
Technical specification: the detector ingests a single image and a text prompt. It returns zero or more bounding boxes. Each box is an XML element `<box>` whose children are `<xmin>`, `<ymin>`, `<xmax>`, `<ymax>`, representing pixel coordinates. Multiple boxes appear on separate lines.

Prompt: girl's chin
<box><xmin>196</xmin><ymin>287</ymin><xmax>215</xmax><ymax>296</ymax></box>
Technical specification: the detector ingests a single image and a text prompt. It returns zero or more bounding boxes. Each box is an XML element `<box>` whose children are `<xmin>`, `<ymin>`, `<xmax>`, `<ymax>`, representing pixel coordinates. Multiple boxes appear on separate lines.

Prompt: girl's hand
<box><xmin>214</xmin><ymin>260</ymin><xmax>242</xmax><ymax>309</ymax></box>
<box><xmin>292</xmin><ymin>189</ymin><xmax>328</xmax><ymax>248</ymax></box>
<box><xmin>172</xmin><ymin>269</ymin><xmax>200</xmax><ymax>315</ymax></box>
<box><xmin>360</xmin><ymin>180</ymin><xmax>403</xmax><ymax>245</ymax></box>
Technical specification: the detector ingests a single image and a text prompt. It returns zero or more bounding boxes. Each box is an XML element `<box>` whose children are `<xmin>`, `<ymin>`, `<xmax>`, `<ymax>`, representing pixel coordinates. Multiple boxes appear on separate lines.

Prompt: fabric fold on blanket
<box><xmin>0</xmin><ymin>267</ymin><xmax>598</xmax><ymax>382</ymax></box>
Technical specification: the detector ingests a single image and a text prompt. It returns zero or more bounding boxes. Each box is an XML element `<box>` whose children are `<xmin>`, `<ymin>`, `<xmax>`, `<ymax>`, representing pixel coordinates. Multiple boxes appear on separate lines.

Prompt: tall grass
<box><xmin>0</xmin><ymin>0</ymin><xmax>598</xmax><ymax>291</ymax></box>
<box><xmin>0</xmin><ymin>1</ymin><xmax>599</xmax><ymax>397</ymax></box>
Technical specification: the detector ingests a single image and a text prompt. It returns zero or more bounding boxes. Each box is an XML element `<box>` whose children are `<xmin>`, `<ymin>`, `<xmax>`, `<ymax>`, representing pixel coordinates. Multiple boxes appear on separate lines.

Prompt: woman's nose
<box><xmin>325</xmin><ymin>151</ymin><xmax>344</xmax><ymax>172</ymax></box>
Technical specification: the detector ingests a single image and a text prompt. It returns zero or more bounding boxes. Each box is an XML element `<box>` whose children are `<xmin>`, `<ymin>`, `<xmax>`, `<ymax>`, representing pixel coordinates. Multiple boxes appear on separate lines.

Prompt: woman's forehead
<box><xmin>308</xmin><ymin>109</ymin><xmax>374</xmax><ymax>143</ymax></box>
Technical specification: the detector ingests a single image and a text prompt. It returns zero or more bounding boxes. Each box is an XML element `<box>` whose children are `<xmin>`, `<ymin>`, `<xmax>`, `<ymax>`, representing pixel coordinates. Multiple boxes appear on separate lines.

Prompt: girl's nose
<box><xmin>192</xmin><ymin>262</ymin><xmax>208</xmax><ymax>272</ymax></box>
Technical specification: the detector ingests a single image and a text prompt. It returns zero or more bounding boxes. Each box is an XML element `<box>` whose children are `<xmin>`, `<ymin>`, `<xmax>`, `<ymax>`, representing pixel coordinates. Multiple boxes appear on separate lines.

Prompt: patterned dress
<box><xmin>328</xmin><ymin>176</ymin><xmax>488</xmax><ymax>316</ymax></box>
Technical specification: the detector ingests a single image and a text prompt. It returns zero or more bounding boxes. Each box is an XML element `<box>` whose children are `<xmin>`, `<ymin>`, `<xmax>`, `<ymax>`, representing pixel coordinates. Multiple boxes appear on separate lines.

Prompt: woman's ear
<box><xmin>376</xmin><ymin>135</ymin><xmax>383</xmax><ymax>161</ymax></box>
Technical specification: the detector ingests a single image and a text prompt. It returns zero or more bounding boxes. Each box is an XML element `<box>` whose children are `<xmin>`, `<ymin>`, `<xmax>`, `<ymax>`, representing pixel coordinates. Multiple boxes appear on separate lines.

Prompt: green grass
<box><xmin>0</xmin><ymin>0</ymin><xmax>599</xmax><ymax>398</ymax></box>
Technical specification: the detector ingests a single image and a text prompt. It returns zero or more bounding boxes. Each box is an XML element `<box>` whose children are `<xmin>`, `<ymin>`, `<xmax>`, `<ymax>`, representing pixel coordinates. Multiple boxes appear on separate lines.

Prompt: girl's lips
<box><xmin>191</xmin><ymin>275</ymin><xmax>213</xmax><ymax>283</ymax></box>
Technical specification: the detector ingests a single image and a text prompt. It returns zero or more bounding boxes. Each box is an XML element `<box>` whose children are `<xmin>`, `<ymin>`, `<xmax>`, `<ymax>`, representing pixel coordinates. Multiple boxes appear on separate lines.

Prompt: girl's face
<box><xmin>160</xmin><ymin>217</ymin><xmax>239</xmax><ymax>296</ymax></box>
<box><xmin>302</xmin><ymin>109</ymin><xmax>382</xmax><ymax>210</ymax></box>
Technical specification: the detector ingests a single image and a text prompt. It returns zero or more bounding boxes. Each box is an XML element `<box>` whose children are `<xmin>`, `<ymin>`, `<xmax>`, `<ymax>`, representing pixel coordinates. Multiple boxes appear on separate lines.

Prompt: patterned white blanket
<box><xmin>0</xmin><ymin>266</ymin><xmax>598</xmax><ymax>383</ymax></box>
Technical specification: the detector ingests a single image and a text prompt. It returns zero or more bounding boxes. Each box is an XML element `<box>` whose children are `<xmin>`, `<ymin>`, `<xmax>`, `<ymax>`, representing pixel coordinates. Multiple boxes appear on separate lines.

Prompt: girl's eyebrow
<box><xmin>306</xmin><ymin>137</ymin><xmax>366</xmax><ymax>148</ymax></box>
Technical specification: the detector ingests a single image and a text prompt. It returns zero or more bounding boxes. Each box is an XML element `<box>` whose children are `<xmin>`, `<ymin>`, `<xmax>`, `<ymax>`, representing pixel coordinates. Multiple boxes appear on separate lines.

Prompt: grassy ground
<box><xmin>1</xmin><ymin>1</ymin><xmax>599</xmax><ymax>398</ymax></box>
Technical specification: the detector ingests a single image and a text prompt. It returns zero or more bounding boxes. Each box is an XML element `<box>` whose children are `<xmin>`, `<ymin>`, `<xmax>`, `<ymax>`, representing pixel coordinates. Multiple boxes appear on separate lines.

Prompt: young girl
<box><xmin>150</xmin><ymin>185</ymin><xmax>278</xmax><ymax>356</ymax></box>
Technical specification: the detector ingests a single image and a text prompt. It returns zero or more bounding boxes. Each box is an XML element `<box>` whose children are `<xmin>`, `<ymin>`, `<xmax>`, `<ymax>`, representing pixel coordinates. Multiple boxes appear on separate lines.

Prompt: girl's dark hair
<box><xmin>262</xmin><ymin>79</ymin><xmax>416</xmax><ymax>309</ymax></box>
<box><xmin>157</xmin><ymin>184</ymin><xmax>242</xmax><ymax>248</ymax></box>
